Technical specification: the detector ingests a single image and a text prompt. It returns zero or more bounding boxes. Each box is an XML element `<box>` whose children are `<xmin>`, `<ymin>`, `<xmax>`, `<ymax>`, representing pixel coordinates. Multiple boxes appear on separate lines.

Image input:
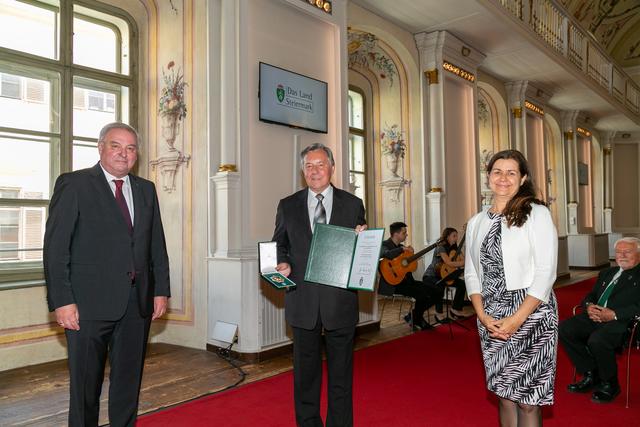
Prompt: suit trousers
<box><xmin>559</xmin><ymin>312</ymin><xmax>628</xmax><ymax>382</ymax></box>
<box><xmin>65</xmin><ymin>287</ymin><xmax>151</xmax><ymax>427</ymax></box>
<box><xmin>292</xmin><ymin>317</ymin><xmax>355</xmax><ymax>427</ymax></box>
<box><xmin>394</xmin><ymin>276</ymin><xmax>440</xmax><ymax>321</ymax></box>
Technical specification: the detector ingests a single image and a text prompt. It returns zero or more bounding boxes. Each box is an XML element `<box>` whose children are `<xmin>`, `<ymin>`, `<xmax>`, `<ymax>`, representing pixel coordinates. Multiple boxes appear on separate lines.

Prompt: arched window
<box><xmin>348</xmin><ymin>88</ymin><xmax>367</xmax><ymax>204</ymax></box>
<box><xmin>0</xmin><ymin>1</ymin><xmax>137</xmax><ymax>286</ymax></box>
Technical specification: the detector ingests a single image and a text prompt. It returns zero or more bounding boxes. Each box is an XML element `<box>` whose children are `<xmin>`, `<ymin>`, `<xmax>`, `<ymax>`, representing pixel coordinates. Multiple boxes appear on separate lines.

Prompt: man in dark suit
<box><xmin>379</xmin><ymin>222</ymin><xmax>437</xmax><ymax>330</ymax></box>
<box><xmin>272</xmin><ymin>143</ymin><xmax>366</xmax><ymax>427</ymax></box>
<box><xmin>44</xmin><ymin>122</ymin><xmax>170</xmax><ymax>426</ymax></box>
<box><xmin>559</xmin><ymin>237</ymin><xmax>640</xmax><ymax>403</ymax></box>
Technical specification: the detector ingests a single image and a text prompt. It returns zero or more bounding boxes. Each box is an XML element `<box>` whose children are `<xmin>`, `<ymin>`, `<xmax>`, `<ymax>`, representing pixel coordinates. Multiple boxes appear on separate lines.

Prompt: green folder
<box><xmin>304</xmin><ymin>224</ymin><xmax>384</xmax><ymax>292</ymax></box>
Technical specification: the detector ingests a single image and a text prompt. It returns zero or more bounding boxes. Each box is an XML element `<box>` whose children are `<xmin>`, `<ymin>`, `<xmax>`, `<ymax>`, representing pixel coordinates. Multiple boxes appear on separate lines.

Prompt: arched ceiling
<box><xmin>560</xmin><ymin>0</ymin><xmax>640</xmax><ymax>67</ymax></box>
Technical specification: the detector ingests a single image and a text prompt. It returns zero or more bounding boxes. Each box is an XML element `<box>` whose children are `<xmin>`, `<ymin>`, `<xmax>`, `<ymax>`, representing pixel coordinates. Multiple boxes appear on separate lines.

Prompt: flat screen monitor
<box><xmin>259</xmin><ymin>62</ymin><xmax>328</xmax><ymax>134</ymax></box>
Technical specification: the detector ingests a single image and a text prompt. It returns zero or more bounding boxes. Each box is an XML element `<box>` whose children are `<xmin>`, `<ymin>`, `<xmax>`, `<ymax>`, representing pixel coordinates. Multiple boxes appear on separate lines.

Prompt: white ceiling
<box><xmin>351</xmin><ymin>0</ymin><xmax>640</xmax><ymax>132</ymax></box>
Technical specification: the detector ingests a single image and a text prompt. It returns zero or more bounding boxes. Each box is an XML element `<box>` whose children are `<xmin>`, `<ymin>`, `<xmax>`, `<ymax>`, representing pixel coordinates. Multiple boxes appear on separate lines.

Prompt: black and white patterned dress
<box><xmin>478</xmin><ymin>212</ymin><xmax>558</xmax><ymax>405</ymax></box>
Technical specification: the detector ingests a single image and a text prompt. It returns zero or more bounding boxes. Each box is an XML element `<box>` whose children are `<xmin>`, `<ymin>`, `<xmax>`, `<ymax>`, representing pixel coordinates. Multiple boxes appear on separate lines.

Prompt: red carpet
<box><xmin>139</xmin><ymin>277</ymin><xmax>640</xmax><ymax>426</ymax></box>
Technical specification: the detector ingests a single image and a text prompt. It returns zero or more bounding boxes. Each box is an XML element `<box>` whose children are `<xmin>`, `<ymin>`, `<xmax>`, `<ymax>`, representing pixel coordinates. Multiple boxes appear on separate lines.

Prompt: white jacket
<box><xmin>464</xmin><ymin>204</ymin><xmax>558</xmax><ymax>303</ymax></box>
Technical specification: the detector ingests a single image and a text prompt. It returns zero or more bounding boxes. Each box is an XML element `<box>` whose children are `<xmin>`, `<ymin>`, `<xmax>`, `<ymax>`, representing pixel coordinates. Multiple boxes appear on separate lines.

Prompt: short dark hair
<box><xmin>389</xmin><ymin>222</ymin><xmax>407</xmax><ymax>235</ymax></box>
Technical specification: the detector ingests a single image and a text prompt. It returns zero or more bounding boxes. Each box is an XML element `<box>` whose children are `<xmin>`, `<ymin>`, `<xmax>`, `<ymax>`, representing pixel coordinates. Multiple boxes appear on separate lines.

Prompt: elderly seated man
<box><xmin>559</xmin><ymin>237</ymin><xmax>640</xmax><ymax>403</ymax></box>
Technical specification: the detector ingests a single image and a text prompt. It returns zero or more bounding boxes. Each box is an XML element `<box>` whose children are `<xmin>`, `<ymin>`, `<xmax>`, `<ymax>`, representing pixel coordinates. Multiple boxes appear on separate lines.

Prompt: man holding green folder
<box><xmin>272</xmin><ymin>143</ymin><xmax>366</xmax><ymax>427</ymax></box>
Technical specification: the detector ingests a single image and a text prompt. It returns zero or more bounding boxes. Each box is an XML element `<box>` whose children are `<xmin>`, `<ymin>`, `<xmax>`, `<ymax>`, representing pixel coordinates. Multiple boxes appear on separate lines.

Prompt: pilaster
<box><xmin>505</xmin><ymin>81</ymin><xmax>528</xmax><ymax>153</ymax></box>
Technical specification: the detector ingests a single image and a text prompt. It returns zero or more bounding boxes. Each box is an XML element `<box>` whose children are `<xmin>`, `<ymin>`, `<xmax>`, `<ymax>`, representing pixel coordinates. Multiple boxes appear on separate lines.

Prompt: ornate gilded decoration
<box><xmin>576</xmin><ymin>126</ymin><xmax>592</xmax><ymax>137</ymax></box>
<box><xmin>512</xmin><ymin>107</ymin><xmax>522</xmax><ymax>118</ymax></box>
<box><xmin>430</xmin><ymin>187</ymin><xmax>443</xmax><ymax>192</ymax></box>
<box><xmin>218</xmin><ymin>164</ymin><xmax>238</xmax><ymax>172</ymax></box>
<box><xmin>442</xmin><ymin>61</ymin><xmax>475</xmax><ymax>82</ymax></box>
<box><xmin>304</xmin><ymin>0</ymin><xmax>332</xmax><ymax>14</ymax></box>
<box><xmin>524</xmin><ymin>100</ymin><xmax>544</xmax><ymax>115</ymax></box>
<box><xmin>564</xmin><ymin>130</ymin><xmax>574</xmax><ymax>139</ymax></box>
<box><xmin>425</xmin><ymin>69</ymin><xmax>438</xmax><ymax>85</ymax></box>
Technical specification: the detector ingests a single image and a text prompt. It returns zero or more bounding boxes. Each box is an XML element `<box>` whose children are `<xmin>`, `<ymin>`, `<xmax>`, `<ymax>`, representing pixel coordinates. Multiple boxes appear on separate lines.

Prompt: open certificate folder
<box><xmin>304</xmin><ymin>224</ymin><xmax>384</xmax><ymax>291</ymax></box>
<box><xmin>258</xmin><ymin>241</ymin><xmax>297</xmax><ymax>289</ymax></box>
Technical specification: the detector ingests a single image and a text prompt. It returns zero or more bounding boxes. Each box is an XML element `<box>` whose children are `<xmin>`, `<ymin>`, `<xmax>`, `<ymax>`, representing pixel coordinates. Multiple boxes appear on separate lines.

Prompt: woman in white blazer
<box><xmin>464</xmin><ymin>150</ymin><xmax>558</xmax><ymax>427</ymax></box>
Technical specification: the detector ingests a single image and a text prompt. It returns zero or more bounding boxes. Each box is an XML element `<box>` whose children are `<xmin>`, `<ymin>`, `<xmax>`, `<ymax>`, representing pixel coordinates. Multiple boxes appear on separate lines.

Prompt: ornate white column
<box><xmin>505</xmin><ymin>81</ymin><xmax>528</xmax><ymax>153</ymax></box>
<box><xmin>414</xmin><ymin>32</ymin><xmax>446</xmax><ymax>243</ymax></box>
<box><xmin>602</xmin><ymin>132</ymin><xmax>615</xmax><ymax>233</ymax></box>
<box><xmin>561</xmin><ymin>111</ymin><xmax>579</xmax><ymax>234</ymax></box>
<box><xmin>414</xmin><ymin>31</ymin><xmax>485</xmax><ymax>243</ymax></box>
<box><xmin>207</xmin><ymin>0</ymin><xmax>260</xmax><ymax>354</ymax></box>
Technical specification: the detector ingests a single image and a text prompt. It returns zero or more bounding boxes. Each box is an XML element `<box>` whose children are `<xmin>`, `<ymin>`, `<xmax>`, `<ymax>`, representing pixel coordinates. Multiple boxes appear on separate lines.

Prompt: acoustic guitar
<box><xmin>438</xmin><ymin>231</ymin><xmax>466</xmax><ymax>285</ymax></box>
<box><xmin>379</xmin><ymin>242</ymin><xmax>438</xmax><ymax>286</ymax></box>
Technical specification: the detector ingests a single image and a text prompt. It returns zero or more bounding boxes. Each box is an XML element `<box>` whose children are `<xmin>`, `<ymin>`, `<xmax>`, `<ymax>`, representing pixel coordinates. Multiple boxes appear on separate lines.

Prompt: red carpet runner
<box><xmin>139</xmin><ymin>277</ymin><xmax>640</xmax><ymax>426</ymax></box>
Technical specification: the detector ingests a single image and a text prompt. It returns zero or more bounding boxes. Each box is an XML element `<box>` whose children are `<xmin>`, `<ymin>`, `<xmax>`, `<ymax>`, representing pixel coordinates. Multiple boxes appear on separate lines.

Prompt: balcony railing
<box><xmin>497</xmin><ymin>0</ymin><xmax>640</xmax><ymax>117</ymax></box>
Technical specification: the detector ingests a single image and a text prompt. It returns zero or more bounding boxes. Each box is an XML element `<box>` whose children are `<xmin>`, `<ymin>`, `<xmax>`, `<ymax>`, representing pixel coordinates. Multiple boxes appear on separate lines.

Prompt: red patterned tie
<box><xmin>114</xmin><ymin>179</ymin><xmax>133</xmax><ymax>235</ymax></box>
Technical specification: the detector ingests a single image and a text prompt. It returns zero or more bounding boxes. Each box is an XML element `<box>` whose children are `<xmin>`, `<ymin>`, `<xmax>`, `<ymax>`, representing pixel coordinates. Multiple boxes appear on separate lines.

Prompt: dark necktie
<box><xmin>114</xmin><ymin>179</ymin><xmax>133</xmax><ymax>235</ymax></box>
<box><xmin>314</xmin><ymin>193</ymin><xmax>326</xmax><ymax>226</ymax></box>
<box><xmin>597</xmin><ymin>272</ymin><xmax>621</xmax><ymax>307</ymax></box>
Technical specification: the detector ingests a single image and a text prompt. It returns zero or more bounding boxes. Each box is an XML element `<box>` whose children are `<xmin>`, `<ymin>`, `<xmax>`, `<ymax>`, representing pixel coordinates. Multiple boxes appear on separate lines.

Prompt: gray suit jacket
<box><xmin>44</xmin><ymin>163</ymin><xmax>170</xmax><ymax>320</ymax></box>
<box><xmin>272</xmin><ymin>186</ymin><xmax>366</xmax><ymax>330</ymax></box>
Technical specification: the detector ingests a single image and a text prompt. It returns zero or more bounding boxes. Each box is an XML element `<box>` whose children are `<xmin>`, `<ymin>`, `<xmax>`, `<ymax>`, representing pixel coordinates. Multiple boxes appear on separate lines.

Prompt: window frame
<box><xmin>347</xmin><ymin>86</ymin><xmax>368</xmax><ymax>206</ymax></box>
<box><xmin>0</xmin><ymin>0</ymin><xmax>138</xmax><ymax>289</ymax></box>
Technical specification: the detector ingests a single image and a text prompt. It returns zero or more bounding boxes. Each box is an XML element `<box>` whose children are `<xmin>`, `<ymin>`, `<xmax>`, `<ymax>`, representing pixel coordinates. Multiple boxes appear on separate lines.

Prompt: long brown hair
<box><xmin>486</xmin><ymin>150</ymin><xmax>546</xmax><ymax>227</ymax></box>
<box><xmin>437</xmin><ymin>227</ymin><xmax>458</xmax><ymax>247</ymax></box>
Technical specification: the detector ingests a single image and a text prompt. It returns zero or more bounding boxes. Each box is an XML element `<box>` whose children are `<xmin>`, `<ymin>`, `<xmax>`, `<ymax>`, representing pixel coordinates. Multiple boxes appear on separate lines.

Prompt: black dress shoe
<box><xmin>591</xmin><ymin>381</ymin><xmax>621</xmax><ymax>404</ymax></box>
<box><xmin>417</xmin><ymin>319</ymin><xmax>434</xmax><ymax>330</ymax></box>
<box><xmin>567</xmin><ymin>371</ymin><xmax>599</xmax><ymax>393</ymax></box>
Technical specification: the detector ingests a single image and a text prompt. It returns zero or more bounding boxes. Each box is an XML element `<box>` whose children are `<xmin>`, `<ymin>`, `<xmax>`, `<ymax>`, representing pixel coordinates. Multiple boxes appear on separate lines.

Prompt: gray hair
<box><xmin>98</xmin><ymin>122</ymin><xmax>140</xmax><ymax>146</ymax></box>
<box><xmin>614</xmin><ymin>237</ymin><xmax>640</xmax><ymax>252</ymax></box>
<box><xmin>300</xmin><ymin>143</ymin><xmax>335</xmax><ymax>170</ymax></box>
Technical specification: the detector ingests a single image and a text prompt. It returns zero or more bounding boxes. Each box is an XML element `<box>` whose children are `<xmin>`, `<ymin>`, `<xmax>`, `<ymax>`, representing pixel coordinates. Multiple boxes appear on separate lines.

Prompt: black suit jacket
<box><xmin>378</xmin><ymin>238</ymin><xmax>405</xmax><ymax>297</ymax></box>
<box><xmin>44</xmin><ymin>163</ymin><xmax>170</xmax><ymax>320</ymax></box>
<box><xmin>272</xmin><ymin>186</ymin><xmax>366</xmax><ymax>330</ymax></box>
<box><xmin>582</xmin><ymin>264</ymin><xmax>640</xmax><ymax>323</ymax></box>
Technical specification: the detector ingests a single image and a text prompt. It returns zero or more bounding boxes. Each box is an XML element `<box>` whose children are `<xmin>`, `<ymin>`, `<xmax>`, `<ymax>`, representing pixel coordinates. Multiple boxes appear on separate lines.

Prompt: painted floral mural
<box><xmin>347</xmin><ymin>30</ymin><xmax>397</xmax><ymax>86</ymax></box>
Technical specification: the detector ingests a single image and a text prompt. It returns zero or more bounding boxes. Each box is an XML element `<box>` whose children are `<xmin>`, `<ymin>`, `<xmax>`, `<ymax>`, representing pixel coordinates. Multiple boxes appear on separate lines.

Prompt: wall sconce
<box><xmin>461</xmin><ymin>46</ymin><xmax>471</xmax><ymax>57</ymax></box>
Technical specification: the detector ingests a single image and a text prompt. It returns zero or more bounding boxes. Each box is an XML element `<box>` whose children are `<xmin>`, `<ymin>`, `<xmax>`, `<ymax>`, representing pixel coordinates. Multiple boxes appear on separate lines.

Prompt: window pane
<box><xmin>349</xmin><ymin>134</ymin><xmax>365</xmax><ymax>172</ymax></box>
<box><xmin>0</xmin><ymin>205</ymin><xmax>45</xmax><ymax>264</ymax></box>
<box><xmin>349</xmin><ymin>172</ymin><xmax>366</xmax><ymax>205</ymax></box>
<box><xmin>0</xmin><ymin>133</ymin><xmax>53</xmax><ymax>200</ymax></box>
<box><xmin>0</xmin><ymin>0</ymin><xmax>59</xmax><ymax>60</ymax></box>
<box><xmin>348</xmin><ymin>90</ymin><xmax>364</xmax><ymax>129</ymax></box>
<box><xmin>73</xmin><ymin>140</ymin><xmax>99</xmax><ymax>171</ymax></box>
<box><xmin>0</xmin><ymin>68</ymin><xmax>59</xmax><ymax>133</ymax></box>
<box><xmin>73</xmin><ymin>77</ymin><xmax>129</xmax><ymax>139</ymax></box>
<box><xmin>73</xmin><ymin>5</ymin><xmax>130</xmax><ymax>75</ymax></box>
<box><xmin>1</xmin><ymin>73</ymin><xmax>21</xmax><ymax>99</ymax></box>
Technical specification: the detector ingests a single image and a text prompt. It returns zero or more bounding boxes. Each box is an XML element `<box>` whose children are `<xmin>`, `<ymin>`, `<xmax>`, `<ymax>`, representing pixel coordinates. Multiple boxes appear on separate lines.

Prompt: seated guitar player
<box><xmin>379</xmin><ymin>222</ymin><xmax>441</xmax><ymax>330</ymax></box>
<box><xmin>422</xmin><ymin>227</ymin><xmax>467</xmax><ymax>320</ymax></box>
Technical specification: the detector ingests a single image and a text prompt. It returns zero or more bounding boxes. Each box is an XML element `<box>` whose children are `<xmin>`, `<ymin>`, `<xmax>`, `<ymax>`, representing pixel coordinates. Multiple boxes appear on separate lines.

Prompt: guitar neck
<box><xmin>406</xmin><ymin>243</ymin><xmax>437</xmax><ymax>263</ymax></box>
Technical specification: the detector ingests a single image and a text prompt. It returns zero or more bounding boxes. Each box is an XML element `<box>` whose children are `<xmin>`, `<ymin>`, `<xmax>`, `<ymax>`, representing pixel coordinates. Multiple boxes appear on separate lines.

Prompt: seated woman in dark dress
<box><xmin>422</xmin><ymin>227</ymin><xmax>467</xmax><ymax>319</ymax></box>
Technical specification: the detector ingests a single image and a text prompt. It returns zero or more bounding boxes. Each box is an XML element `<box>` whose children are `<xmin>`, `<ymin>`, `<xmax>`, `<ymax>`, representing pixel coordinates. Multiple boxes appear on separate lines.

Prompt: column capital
<box><xmin>560</xmin><ymin>110</ymin><xmax>579</xmax><ymax>132</ymax></box>
<box><xmin>414</xmin><ymin>30</ymin><xmax>485</xmax><ymax>74</ymax></box>
<box><xmin>505</xmin><ymin>81</ymin><xmax>528</xmax><ymax>110</ymax></box>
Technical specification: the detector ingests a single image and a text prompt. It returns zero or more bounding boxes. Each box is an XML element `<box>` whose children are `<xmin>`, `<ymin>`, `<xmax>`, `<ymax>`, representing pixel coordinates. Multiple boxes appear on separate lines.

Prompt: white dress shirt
<box><xmin>100</xmin><ymin>163</ymin><xmax>135</xmax><ymax>222</ymax></box>
<box><xmin>307</xmin><ymin>185</ymin><xmax>333</xmax><ymax>231</ymax></box>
